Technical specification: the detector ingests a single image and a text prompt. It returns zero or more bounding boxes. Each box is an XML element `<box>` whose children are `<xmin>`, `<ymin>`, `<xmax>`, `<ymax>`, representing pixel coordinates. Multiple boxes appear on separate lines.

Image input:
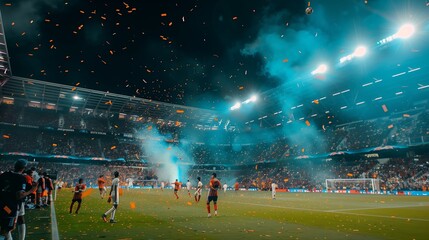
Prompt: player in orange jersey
<box><xmin>174</xmin><ymin>179</ymin><xmax>180</xmax><ymax>199</ymax></box>
<box><xmin>69</xmin><ymin>178</ymin><xmax>86</xmax><ymax>214</ymax></box>
<box><xmin>207</xmin><ymin>173</ymin><xmax>221</xmax><ymax>217</ymax></box>
<box><xmin>97</xmin><ymin>175</ymin><xmax>106</xmax><ymax>199</ymax></box>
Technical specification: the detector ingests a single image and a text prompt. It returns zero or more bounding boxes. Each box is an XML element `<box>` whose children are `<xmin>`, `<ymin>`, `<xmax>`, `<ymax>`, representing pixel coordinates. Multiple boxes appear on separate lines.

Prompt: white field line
<box><xmin>223</xmin><ymin>201</ymin><xmax>429</xmax><ymax>222</ymax></box>
<box><xmin>50</xmin><ymin>201</ymin><xmax>60</xmax><ymax>240</ymax></box>
<box><xmin>325</xmin><ymin>203</ymin><xmax>429</xmax><ymax>212</ymax></box>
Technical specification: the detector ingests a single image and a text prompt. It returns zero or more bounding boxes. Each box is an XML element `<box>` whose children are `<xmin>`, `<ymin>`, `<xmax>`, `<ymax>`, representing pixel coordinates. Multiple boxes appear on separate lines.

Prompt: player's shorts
<box><xmin>174</xmin><ymin>189</ymin><xmax>178</xmax><ymax>192</ymax></box>
<box><xmin>17</xmin><ymin>203</ymin><xmax>25</xmax><ymax>217</ymax></box>
<box><xmin>71</xmin><ymin>199</ymin><xmax>82</xmax><ymax>204</ymax></box>
<box><xmin>99</xmin><ymin>187</ymin><xmax>105</xmax><ymax>191</ymax></box>
<box><xmin>0</xmin><ymin>216</ymin><xmax>17</xmax><ymax>232</ymax></box>
<box><xmin>207</xmin><ymin>196</ymin><xmax>218</xmax><ymax>203</ymax></box>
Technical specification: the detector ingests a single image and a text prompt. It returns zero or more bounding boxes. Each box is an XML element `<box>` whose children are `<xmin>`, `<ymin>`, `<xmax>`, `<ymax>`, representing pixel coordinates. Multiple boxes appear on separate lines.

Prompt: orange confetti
<box><xmin>4</xmin><ymin>3</ymin><xmax>12</xmax><ymax>6</ymax></box>
<box><xmin>176</xmin><ymin>109</ymin><xmax>184</xmax><ymax>114</ymax></box>
<box><xmin>313</xmin><ymin>99</ymin><xmax>319</xmax><ymax>104</ymax></box>
<box><xmin>388</xmin><ymin>124</ymin><xmax>394</xmax><ymax>129</ymax></box>
<box><xmin>161</xmin><ymin>13</ymin><xmax>167</xmax><ymax>17</ymax></box>
<box><xmin>52</xmin><ymin>143</ymin><xmax>58</xmax><ymax>147</ymax></box>
<box><xmin>71</xmin><ymin>87</ymin><xmax>77</xmax><ymax>91</ymax></box>
<box><xmin>105</xmin><ymin>100</ymin><xmax>112</xmax><ymax>105</ymax></box>
<box><xmin>187</xmin><ymin>201</ymin><xmax>192</xmax><ymax>206</ymax></box>
<box><xmin>130</xmin><ymin>202</ymin><xmax>136</xmax><ymax>209</ymax></box>
<box><xmin>232</xmin><ymin>16</ymin><xmax>238</xmax><ymax>20</ymax></box>
<box><xmin>403</xmin><ymin>114</ymin><xmax>410</xmax><ymax>118</ymax></box>
<box><xmin>282</xmin><ymin>59</ymin><xmax>289</xmax><ymax>63</ymax></box>
<box><xmin>2</xmin><ymin>135</ymin><xmax>10</xmax><ymax>139</ymax></box>
<box><xmin>110</xmin><ymin>146</ymin><xmax>117</xmax><ymax>150</ymax></box>
<box><xmin>239</xmin><ymin>86</ymin><xmax>244</xmax><ymax>90</ymax></box>
<box><xmin>75</xmin><ymin>82</ymin><xmax>80</xmax><ymax>86</ymax></box>
<box><xmin>147</xmin><ymin>126</ymin><xmax>153</xmax><ymax>130</ymax></box>
<box><xmin>305</xmin><ymin>120</ymin><xmax>311</xmax><ymax>126</ymax></box>
<box><xmin>81</xmin><ymin>188</ymin><xmax>93</xmax><ymax>198</ymax></box>
<box><xmin>168</xmin><ymin>22</ymin><xmax>173</xmax><ymax>27</ymax></box>
<box><xmin>382</xmin><ymin>104</ymin><xmax>388</xmax><ymax>112</ymax></box>
<box><xmin>119</xmin><ymin>188</ymin><xmax>123</xmax><ymax>196</ymax></box>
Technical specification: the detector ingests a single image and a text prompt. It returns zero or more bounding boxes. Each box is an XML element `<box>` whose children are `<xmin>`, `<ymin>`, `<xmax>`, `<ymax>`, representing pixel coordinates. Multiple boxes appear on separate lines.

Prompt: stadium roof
<box><xmin>0</xmin><ymin>76</ymin><xmax>219</xmax><ymax>125</ymax></box>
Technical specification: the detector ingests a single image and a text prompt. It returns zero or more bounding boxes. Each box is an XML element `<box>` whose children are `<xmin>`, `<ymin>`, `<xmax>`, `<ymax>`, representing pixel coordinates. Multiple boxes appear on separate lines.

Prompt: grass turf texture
<box><xmin>52</xmin><ymin>189</ymin><xmax>429</xmax><ymax>240</ymax></box>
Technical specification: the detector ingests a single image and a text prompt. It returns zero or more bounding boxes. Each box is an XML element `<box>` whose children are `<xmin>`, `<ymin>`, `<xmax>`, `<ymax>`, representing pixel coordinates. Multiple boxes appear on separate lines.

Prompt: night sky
<box><xmin>1</xmin><ymin>0</ymin><xmax>428</xmax><ymax>110</ymax></box>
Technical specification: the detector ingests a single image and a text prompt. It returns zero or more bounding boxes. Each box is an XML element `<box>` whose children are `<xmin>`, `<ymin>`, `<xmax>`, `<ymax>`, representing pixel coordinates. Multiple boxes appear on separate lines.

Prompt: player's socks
<box><xmin>206</xmin><ymin>204</ymin><xmax>210</xmax><ymax>213</ymax></box>
<box><xmin>214</xmin><ymin>204</ymin><xmax>218</xmax><ymax>216</ymax></box>
<box><xmin>18</xmin><ymin>223</ymin><xmax>26</xmax><ymax>240</ymax></box>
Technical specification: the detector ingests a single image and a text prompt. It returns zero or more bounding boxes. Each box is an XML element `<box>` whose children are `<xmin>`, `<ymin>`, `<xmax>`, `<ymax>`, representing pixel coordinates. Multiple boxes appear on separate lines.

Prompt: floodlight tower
<box><xmin>0</xmin><ymin>10</ymin><xmax>12</xmax><ymax>86</ymax></box>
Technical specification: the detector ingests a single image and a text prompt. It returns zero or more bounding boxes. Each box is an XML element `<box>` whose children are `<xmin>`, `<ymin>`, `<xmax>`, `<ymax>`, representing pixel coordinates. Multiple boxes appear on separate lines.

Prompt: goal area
<box><xmin>325</xmin><ymin>178</ymin><xmax>380</xmax><ymax>192</ymax></box>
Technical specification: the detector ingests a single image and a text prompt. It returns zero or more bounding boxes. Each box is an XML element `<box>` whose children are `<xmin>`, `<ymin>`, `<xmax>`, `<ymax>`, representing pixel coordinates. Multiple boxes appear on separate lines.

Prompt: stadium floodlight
<box><xmin>73</xmin><ymin>95</ymin><xmax>82</xmax><ymax>100</ymax></box>
<box><xmin>395</xmin><ymin>24</ymin><xmax>415</xmax><ymax>39</ymax></box>
<box><xmin>311</xmin><ymin>64</ymin><xmax>328</xmax><ymax>75</ymax></box>
<box><xmin>353</xmin><ymin>46</ymin><xmax>367</xmax><ymax>57</ymax></box>
<box><xmin>230</xmin><ymin>102</ymin><xmax>241</xmax><ymax>111</ymax></box>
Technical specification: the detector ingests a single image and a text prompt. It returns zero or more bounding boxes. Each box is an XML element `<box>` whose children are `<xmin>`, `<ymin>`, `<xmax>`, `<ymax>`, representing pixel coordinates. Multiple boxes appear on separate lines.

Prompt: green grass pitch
<box><xmin>34</xmin><ymin>188</ymin><xmax>429</xmax><ymax>239</ymax></box>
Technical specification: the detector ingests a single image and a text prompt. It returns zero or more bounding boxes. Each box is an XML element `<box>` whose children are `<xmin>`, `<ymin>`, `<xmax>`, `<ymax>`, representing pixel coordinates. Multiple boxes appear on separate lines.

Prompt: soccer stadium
<box><xmin>0</xmin><ymin>1</ymin><xmax>429</xmax><ymax>239</ymax></box>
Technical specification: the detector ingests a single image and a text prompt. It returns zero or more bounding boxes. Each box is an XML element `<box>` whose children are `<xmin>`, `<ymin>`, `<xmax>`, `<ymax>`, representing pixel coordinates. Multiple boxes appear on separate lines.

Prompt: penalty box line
<box><xmin>223</xmin><ymin>201</ymin><xmax>429</xmax><ymax>222</ymax></box>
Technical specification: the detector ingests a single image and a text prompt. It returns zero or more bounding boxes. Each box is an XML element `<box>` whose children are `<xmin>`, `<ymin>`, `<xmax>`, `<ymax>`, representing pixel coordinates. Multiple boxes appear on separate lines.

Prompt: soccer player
<box><xmin>173</xmin><ymin>179</ymin><xmax>180</xmax><ymax>199</ymax></box>
<box><xmin>69</xmin><ymin>178</ymin><xmax>86</xmax><ymax>214</ymax></box>
<box><xmin>234</xmin><ymin>182</ymin><xmax>239</xmax><ymax>192</ymax></box>
<box><xmin>44</xmin><ymin>174</ymin><xmax>54</xmax><ymax>205</ymax></box>
<box><xmin>126</xmin><ymin>178</ymin><xmax>133</xmax><ymax>190</ymax></box>
<box><xmin>207</xmin><ymin>173</ymin><xmax>221</xmax><ymax>217</ymax></box>
<box><xmin>0</xmin><ymin>159</ymin><xmax>37</xmax><ymax>240</ymax></box>
<box><xmin>97</xmin><ymin>175</ymin><xmax>106</xmax><ymax>199</ymax></box>
<box><xmin>186</xmin><ymin>180</ymin><xmax>192</xmax><ymax>197</ymax></box>
<box><xmin>194</xmin><ymin>177</ymin><xmax>203</xmax><ymax>202</ymax></box>
<box><xmin>271</xmin><ymin>182</ymin><xmax>277</xmax><ymax>199</ymax></box>
<box><xmin>102</xmin><ymin>171</ymin><xmax>120</xmax><ymax>223</ymax></box>
<box><xmin>35</xmin><ymin>172</ymin><xmax>45</xmax><ymax>208</ymax></box>
<box><xmin>160</xmin><ymin>181</ymin><xmax>165</xmax><ymax>191</ymax></box>
<box><xmin>223</xmin><ymin>183</ymin><xmax>228</xmax><ymax>193</ymax></box>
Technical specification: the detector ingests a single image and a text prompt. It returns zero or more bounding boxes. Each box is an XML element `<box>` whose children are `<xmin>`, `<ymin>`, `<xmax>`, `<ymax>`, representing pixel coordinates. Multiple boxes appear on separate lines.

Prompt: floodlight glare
<box><xmin>396</xmin><ymin>24</ymin><xmax>415</xmax><ymax>39</ymax></box>
<box><xmin>250</xmin><ymin>95</ymin><xmax>257</xmax><ymax>102</ymax></box>
<box><xmin>230</xmin><ymin>102</ymin><xmax>241</xmax><ymax>111</ymax></box>
<box><xmin>73</xmin><ymin>95</ymin><xmax>82</xmax><ymax>100</ymax></box>
<box><xmin>353</xmin><ymin>46</ymin><xmax>367</xmax><ymax>57</ymax></box>
<box><xmin>311</xmin><ymin>64</ymin><xmax>328</xmax><ymax>75</ymax></box>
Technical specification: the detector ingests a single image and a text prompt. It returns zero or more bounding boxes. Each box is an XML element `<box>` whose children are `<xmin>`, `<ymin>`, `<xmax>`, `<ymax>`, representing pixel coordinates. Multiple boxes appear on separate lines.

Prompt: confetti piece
<box><xmin>403</xmin><ymin>114</ymin><xmax>410</xmax><ymax>118</ymax></box>
<box><xmin>186</xmin><ymin>201</ymin><xmax>192</xmax><ymax>206</ymax></box>
<box><xmin>305</xmin><ymin>120</ymin><xmax>311</xmax><ymax>126</ymax></box>
<box><xmin>282</xmin><ymin>59</ymin><xmax>289</xmax><ymax>63</ymax></box>
<box><xmin>52</xmin><ymin>143</ymin><xmax>58</xmax><ymax>147</ymax></box>
<box><xmin>130</xmin><ymin>202</ymin><xmax>136</xmax><ymax>209</ymax></box>
<box><xmin>110</xmin><ymin>146</ymin><xmax>117</xmax><ymax>150</ymax></box>
<box><xmin>2</xmin><ymin>135</ymin><xmax>10</xmax><ymax>139</ymax></box>
<box><xmin>81</xmin><ymin>188</ymin><xmax>93</xmax><ymax>198</ymax></box>
<box><xmin>388</xmin><ymin>124</ymin><xmax>394</xmax><ymax>129</ymax></box>
<box><xmin>232</xmin><ymin>16</ymin><xmax>238</xmax><ymax>20</ymax></box>
<box><xmin>176</xmin><ymin>109</ymin><xmax>184</xmax><ymax>114</ymax></box>
<box><xmin>382</xmin><ymin>104</ymin><xmax>388</xmax><ymax>112</ymax></box>
<box><xmin>119</xmin><ymin>188</ymin><xmax>124</xmax><ymax>196</ymax></box>
<box><xmin>161</xmin><ymin>13</ymin><xmax>167</xmax><ymax>17</ymax></box>
<box><xmin>71</xmin><ymin>87</ymin><xmax>77</xmax><ymax>91</ymax></box>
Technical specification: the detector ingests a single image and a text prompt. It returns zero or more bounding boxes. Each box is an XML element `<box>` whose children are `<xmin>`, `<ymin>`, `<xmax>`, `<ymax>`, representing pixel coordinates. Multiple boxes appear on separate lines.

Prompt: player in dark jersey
<box><xmin>206</xmin><ymin>172</ymin><xmax>221</xmax><ymax>217</ymax></box>
<box><xmin>69</xmin><ymin>179</ymin><xmax>86</xmax><ymax>214</ymax></box>
<box><xmin>0</xmin><ymin>159</ymin><xmax>37</xmax><ymax>239</ymax></box>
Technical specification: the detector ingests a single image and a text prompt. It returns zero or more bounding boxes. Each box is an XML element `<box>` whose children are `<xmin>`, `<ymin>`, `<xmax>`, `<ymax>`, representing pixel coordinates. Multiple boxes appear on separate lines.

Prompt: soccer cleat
<box><xmin>101</xmin><ymin>214</ymin><xmax>108</xmax><ymax>222</ymax></box>
<box><xmin>207</xmin><ymin>213</ymin><xmax>211</xmax><ymax>218</ymax></box>
<box><xmin>214</xmin><ymin>211</ymin><xmax>218</xmax><ymax>216</ymax></box>
<box><xmin>109</xmin><ymin>219</ymin><xmax>117</xmax><ymax>223</ymax></box>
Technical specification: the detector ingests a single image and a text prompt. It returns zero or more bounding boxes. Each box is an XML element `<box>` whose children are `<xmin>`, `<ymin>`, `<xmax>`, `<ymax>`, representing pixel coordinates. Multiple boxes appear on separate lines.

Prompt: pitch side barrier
<box><xmin>286</xmin><ymin>188</ymin><xmax>429</xmax><ymax>196</ymax></box>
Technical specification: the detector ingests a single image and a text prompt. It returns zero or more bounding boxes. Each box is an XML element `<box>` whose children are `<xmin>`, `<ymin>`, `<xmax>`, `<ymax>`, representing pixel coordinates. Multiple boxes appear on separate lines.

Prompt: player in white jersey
<box><xmin>223</xmin><ymin>183</ymin><xmax>228</xmax><ymax>193</ymax></box>
<box><xmin>102</xmin><ymin>171</ymin><xmax>120</xmax><ymax>223</ymax></box>
<box><xmin>186</xmin><ymin>180</ymin><xmax>192</xmax><ymax>197</ymax></box>
<box><xmin>126</xmin><ymin>178</ymin><xmax>133</xmax><ymax>190</ymax></box>
<box><xmin>160</xmin><ymin>181</ymin><xmax>165</xmax><ymax>191</ymax></box>
<box><xmin>194</xmin><ymin>177</ymin><xmax>203</xmax><ymax>202</ymax></box>
<box><xmin>271</xmin><ymin>182</ymin><xmax>277</xmax><ymax>199</ymax></box>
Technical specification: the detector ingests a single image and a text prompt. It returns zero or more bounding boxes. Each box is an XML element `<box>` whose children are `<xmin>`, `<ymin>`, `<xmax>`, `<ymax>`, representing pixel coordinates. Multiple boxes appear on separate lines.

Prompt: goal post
<box><xmin>325</xmin><ymin>178</ymin><xmax>380</xmax><ymax>192</ymax></box>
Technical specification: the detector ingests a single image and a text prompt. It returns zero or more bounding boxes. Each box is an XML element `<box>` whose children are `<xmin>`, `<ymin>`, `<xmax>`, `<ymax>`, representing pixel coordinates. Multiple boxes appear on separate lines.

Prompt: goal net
<box><xmin>325</xmin><ymin>178</ymin><xmax>380</xmax><ymax>192</ymax></box>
